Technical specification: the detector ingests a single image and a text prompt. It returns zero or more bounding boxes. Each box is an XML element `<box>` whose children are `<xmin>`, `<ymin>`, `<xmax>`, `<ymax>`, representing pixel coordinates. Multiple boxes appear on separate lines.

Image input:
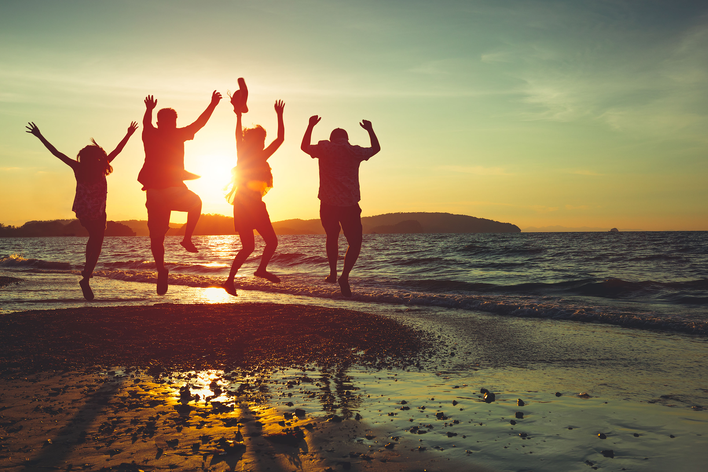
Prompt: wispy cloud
<box><xmin>565</xmin><ymin>169</ymin><xmax>603</xmax><ymax>176</ymax></box>
<box><xmin>439</xmin><ymin>165</ymin><xmax>511</xmax><ymax>176</ymax></box>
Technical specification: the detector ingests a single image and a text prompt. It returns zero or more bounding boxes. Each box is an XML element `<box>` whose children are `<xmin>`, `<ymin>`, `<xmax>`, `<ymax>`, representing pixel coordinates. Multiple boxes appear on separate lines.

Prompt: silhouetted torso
<box><xmin>138</xmin><ymin>125</ymin><xmax>198</xmax><ymax>189</ymax></box>
<box><xmin>309</xmin><ymin>138</ymin><xmax>375</xmax><ymax>206</ymax></box>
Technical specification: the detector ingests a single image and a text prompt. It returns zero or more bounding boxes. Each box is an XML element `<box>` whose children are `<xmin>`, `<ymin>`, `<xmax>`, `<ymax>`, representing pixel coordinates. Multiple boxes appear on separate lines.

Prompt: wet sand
<box><xmin>1</xmin><ymin>303</ymin><xmax>707</xmax><ymax>471</ymax></box>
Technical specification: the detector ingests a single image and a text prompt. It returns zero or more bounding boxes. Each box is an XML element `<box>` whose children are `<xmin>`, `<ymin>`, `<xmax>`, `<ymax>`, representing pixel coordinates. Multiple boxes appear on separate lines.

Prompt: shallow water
<box><xmin>1</xmin><ymin>232</ymin><xmax>707</xmax><ymax>333</ymax></box>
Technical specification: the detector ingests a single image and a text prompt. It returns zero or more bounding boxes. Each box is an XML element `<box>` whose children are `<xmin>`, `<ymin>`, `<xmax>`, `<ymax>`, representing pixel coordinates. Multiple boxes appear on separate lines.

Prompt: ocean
<box><xmin>1</xmin><ymin>231</ymin><xmax>706</xmax><ymax>334</ymax></box>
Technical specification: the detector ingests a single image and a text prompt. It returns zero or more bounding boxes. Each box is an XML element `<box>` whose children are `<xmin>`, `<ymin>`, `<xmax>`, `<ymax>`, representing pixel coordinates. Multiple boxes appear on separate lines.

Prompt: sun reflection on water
<box><xmin>194</xmin><ymin>286</ymin><xmax>234</xmax><ymax>304</ymax></box>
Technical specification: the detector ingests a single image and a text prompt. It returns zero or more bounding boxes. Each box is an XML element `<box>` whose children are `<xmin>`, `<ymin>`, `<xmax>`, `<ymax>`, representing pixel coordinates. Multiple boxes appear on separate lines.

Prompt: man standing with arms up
<box><xmin>139</xmin><ymin>91</ymin><xmax>222</xmax><ymax>294</ymax></box>
<box><xmin>301</xmin><ymin>116</ymin><xmax>380</xmax><ymax>297</ymax></box>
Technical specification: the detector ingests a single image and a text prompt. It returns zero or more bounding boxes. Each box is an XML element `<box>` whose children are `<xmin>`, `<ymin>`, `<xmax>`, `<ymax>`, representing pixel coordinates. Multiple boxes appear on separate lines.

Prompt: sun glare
<box><xmin>187</xmin><ymin>152</ymin><xmax>236</xmax><ymax>212</ymax></box>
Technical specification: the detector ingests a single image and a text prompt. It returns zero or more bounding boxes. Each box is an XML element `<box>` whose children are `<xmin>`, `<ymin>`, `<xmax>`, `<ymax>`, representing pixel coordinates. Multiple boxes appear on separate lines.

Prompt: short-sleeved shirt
<box><xmin>308</xmin><ymin>138</ymin><xmax>376</xmax><ymax>207</ymax></box>
<box><xmin>138</xmin><ymin>124</ymin><xmax>199</xmax><ymax>190</ymax></box>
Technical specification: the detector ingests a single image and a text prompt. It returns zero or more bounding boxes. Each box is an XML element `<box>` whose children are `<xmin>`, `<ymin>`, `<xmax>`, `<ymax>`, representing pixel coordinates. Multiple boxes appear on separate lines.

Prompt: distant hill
<box><xmin>0</xmin><ymin>219</ymin><xmax>135</xmax><ymax>237</ymax></box>
<box><xmin>3</xmin><ymin>212</ymin><xmax>519</xmax><ymax>237</ymax></box>
<box><xmin>145</xmin><ymin>212</ymin><xmax>520</xmax><ymax>235</ymax></box>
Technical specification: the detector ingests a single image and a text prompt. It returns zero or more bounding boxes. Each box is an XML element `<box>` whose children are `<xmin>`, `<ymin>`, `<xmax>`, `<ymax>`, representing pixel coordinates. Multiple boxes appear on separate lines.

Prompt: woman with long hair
<box><xmin>223</xmin><ymin>80</ymin><xmax>284</xmax><ymax>296</ymax></box>
<box><xmin>26</xmin><ymin>121</ymin><xmax>138</xmax><ymax>300</ymax></box>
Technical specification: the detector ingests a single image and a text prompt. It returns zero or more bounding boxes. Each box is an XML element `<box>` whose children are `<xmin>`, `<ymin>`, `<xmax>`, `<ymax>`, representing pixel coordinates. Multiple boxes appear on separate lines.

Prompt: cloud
<box><xmin>566</xmin><ymin>169</ymin><xmax>603</xmax><ymax>176</ymax></box>
<box><xmin>439</xmin><ymin>165</ymin><xmax>511</xmax><ymax>175</ymax></box>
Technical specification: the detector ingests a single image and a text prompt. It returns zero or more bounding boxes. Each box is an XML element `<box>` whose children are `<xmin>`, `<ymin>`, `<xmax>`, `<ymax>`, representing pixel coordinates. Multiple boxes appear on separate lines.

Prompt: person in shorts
<box><xmin>138</xmin><ymin>91</ymin><xmax>222</xmax><ymax>294</ymax></box>
<box><xmin>300</xmin><ymin>115</ymin><xmax>380</xmax><ymax>296</ymax></box>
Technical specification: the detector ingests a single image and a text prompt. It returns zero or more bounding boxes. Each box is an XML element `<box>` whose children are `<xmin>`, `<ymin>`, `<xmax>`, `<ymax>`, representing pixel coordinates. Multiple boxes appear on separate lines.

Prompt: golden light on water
<box><xmin>195</xmin><ymin>287</ymin><xmax>233</xmax><ymax>304</ymax></box>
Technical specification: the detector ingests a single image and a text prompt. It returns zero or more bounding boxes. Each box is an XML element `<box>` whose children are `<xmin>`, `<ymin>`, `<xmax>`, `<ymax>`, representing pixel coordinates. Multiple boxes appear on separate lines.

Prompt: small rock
<box><xmin>555</xmin><ymin>392</ymin><xmax>562</xmax><ymax>397</ymax></box>
<box><xmin>484</xmin><ymin>392</ymin><xmax>496</xmax><ymax>403</ymax></box>
<box><xmin>515</xmin><ymin>412</ymin><xmax>524</xmax><ymax>419</ymax></box>
<box><xmin>598</xmin><ymin>433</ymin><xmax>607</xmax><ymax>439</ymax></box>
<box><xmin>601</xmin><ymin>449</ymin><xmax>614</xmax><ymax>458</ymax></box>
<box><xmin>510</xmin><ymin>420</ymin><xmax>516</xmax><ymax>425</ymax></box>
<box><xmin>517</xmin><ymin>399</ymin><xmax>525</xmax><ymax>406</ymax></box>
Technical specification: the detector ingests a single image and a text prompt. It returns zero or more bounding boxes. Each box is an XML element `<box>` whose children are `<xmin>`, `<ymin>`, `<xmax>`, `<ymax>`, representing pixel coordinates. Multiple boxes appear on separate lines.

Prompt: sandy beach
<box><xmin>1</xmin><ymin>303</ymin><xmax>707</xmax><ymax>471</ymax></box>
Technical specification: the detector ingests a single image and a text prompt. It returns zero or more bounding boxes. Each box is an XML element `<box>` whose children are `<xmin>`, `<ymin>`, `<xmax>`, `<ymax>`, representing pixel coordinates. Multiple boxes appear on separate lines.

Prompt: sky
<box><xmin>1</xmin><ymin>0</ymin><xmax>707</xmax><ymax>231</ymax></box>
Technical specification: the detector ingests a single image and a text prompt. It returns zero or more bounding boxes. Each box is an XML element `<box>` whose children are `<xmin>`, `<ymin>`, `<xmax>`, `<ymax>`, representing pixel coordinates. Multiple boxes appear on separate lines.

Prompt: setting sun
<box><xmin>188</xmin><ymin>151</ymin><xmax>235</xmax><ymax>216</ymax></box>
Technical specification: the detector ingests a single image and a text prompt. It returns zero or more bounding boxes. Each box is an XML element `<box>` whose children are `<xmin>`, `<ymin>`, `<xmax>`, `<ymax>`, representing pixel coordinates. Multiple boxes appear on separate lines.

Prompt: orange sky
<box><xmin>2</xmin><ymin>0</ymin><xmax>707</xmax><ymax>231</ymax></box>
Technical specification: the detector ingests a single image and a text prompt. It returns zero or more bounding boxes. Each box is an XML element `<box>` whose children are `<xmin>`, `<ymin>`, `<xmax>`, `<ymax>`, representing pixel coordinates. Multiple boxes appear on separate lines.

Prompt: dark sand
<box><xmin>2</xmin><ymin>303</ymin><xmax>707</xmax><ymax>471</ymax></box>
<box><xmin>0</xmin><ymin>303</ymin><xmax>492</xmax><ymax>471</ymax></box>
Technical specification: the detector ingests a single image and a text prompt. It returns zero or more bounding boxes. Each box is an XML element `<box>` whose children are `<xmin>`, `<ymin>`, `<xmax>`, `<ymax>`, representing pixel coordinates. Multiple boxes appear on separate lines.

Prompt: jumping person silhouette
<box><xmin>222</xmin><ymin>80</ymin><xmax>284</xmax><ymax>296</ymax></box>
<box><xmin>301</xmin><ymin>116</ymin><xmax>380</xmax><ymax>297</ymax></box>
<box><xmin>138</xmin><ymin>91</ymin><xmax>222</xmax><ymax>295</ymax></box>
<box><xmin>26</xmin><ymin>121</ymin><xmax>138</xmax><ymax>300</ymax></box>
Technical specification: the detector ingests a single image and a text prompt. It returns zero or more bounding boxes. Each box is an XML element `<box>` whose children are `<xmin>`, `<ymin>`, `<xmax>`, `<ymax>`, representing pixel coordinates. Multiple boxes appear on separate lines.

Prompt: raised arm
<box><xmin>189</xmin><ymin>90</ymin><xmax>222</xmax><ymax>132</ymax></box>
<box><xmin>301</xmin><ymin>115</ymin><xmax>321</xmax><ymax>156</ymax></box>
<box><xmin>143</xmin><ymin>95</ymin><xmax>157</xmax><ymax>129</ymax></box>
<box><xmin>107</xmin><ymin>121</ymin><xmax>138</xmax><ymax>162</ymax></box>
<box><xmin>25</xmin><ymin>122</ymin><xmax>76</xmax><ymax>169</ymax></box>
<box><xmin>360</xmin><ymin>120</ymin><xmax>381</xmax><ymax>156</ymax></box>
<box><xmin>263</xmin><ymin>100</ymin><xmax>285</xmax><ymax>159</ymax></box>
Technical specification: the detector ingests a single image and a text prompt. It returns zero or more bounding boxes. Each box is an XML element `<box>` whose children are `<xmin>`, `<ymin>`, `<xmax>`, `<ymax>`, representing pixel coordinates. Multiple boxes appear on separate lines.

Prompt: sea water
<box><xmin>1</xmin><ymin>232</ymin><xmax>706</xmax><ymax>334</ymax></box>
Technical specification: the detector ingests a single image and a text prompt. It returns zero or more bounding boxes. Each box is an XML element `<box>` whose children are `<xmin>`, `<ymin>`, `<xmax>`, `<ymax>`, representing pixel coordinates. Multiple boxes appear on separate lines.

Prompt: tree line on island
<box><xmin>0</xmin><ymin>212</ymin><xmax>520</xmax><ymax>237</ymax></box>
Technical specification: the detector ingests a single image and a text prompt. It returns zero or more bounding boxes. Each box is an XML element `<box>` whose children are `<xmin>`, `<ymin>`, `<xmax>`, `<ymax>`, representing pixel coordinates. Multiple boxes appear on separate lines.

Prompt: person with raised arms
<box><xmin>26</xmin><ymin>120</ymin><xmax>138</xmax><ymax>300</ymax></box>
<box><xmin>300</xmin><ymin>115</ymin><xmax>380</xmax><ymax>297</ymax></box>
<box><xmin>138</xmin><ymin>91</ymin><xmax>221</xmax><ymax>295</ymax></box>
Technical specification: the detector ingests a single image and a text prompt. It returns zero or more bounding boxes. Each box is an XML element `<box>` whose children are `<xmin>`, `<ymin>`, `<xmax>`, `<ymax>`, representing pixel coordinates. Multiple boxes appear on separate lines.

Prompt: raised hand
<box><xmin>25</xmin><ymin>122</ymin><xmax>42</xmax><ymax>138</ymax></box>
<box><xmin>308</xmin><ymin>115</ymin><xmax>321</xmax><ymax>127</ymax></box>
<box><xmin>211</xmin><ymin>90</ymin><xmax>223</xmax><ymax>106</ymax></box>
<box><xmin>360</xmin><ymin>120</ymin><xmax>373</xmax><ymax>132</ymax></box>
<box><xmin>144</xmin><ymin>95</ymin><xmax>157</xmax><ymax>110</ymax></box>
<box><xmin>127</xmin><ymin>121</ymin><xmax>138</xmax><ymax>135</ymax></box>
<box><xmin>274</xmin><ymin>100</ymin><xmax>285</xmax><ymax>115</ymax></box>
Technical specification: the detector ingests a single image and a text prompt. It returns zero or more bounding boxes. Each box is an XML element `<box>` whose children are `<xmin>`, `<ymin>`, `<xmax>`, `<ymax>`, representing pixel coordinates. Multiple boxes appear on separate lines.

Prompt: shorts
<box><xmin>233</xmin><ymin>193</ymin><xmax>271</xmax><ymax>233</ymax></box>
<box><xmin>146</xmin><ymin>186</ymin><xmax>202</xmax><ymax>237</ymax></box>
<box><xmin>78</xmin><ymin>212</ymin><xmax>107</xmax><ymax>230</ymax></box>
<box><xmin>320</xmin><ymin>202</ymin><xmax>362</xmax><ymax>241</ymax></box>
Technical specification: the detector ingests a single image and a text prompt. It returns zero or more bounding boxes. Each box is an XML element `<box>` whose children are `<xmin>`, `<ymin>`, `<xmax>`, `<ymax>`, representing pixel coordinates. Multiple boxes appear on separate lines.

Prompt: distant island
<box><xmin>0</xmin><ymin>220</ymin><xmax>135</xmax><ymax>237</ymax></box>
<box><xmin>1</xmin><ymin>212</ymin><xmax>520</xmax><ymax>237</ymax></box>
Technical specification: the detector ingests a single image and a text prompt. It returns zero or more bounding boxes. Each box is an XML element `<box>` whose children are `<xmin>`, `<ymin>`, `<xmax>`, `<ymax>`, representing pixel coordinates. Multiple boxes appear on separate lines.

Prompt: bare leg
<box><xmin>181</xmin><ymin>198</ymin><xmax>202</xmax><ymax>253</ymax></box>
<box><xmin>338</xmin><ymin>236</ymin><xmax>361</xmax><ymax>298</ymax></box>
<box><xmin>79</xmin><ymin>219</ymin><xmax>105</xmax><ymax>301</ymax></box>
<box><xmin>254</xmin><ymin>218</ymin><xmax>280</xmax><ymax>283</ymax></box>
<box><xmin>224</xmin><ymin>229</ymin><xmax>255</xmax><ymax>296</ymax></box>
<box><xmin>324</xmin><ymin>230</ymin><xmax>339</xmax><ymax>283</ymax></box>
<box><xmin>151</xmin><ymin>234</ymin><xmax>170</xmax><ymax>295</ymax></box>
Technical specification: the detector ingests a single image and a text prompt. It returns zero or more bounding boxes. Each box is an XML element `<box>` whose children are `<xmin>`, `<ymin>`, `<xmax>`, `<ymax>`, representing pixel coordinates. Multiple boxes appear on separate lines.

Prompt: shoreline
<box><xmin>2</xmin><ymin>303</ymin><xmax>708</xmax><ymax>471</ymax></box>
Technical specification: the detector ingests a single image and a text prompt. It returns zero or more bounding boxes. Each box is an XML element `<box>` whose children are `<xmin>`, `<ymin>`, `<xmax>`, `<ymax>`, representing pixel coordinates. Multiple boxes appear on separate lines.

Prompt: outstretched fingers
<box><xmin>360</xmin><ymin>119</ymin><xmax>373</xmax><ymax>131</ymax></box>
<box><xmin>144</xmin><ymin>95</ymin><xmax>157</xmax><ymax>110</ymax></box>
<box><xmin>26</xmin><ymin>122</ymin><xmax>40</xmax><ymax>136</ymax></box>
<box><xmin>128</xmin><ymin>121</ymin><xmax>139</xmax><ymax>134</ymax></box>
<box><xmin>274</xmin><ymin>100</ymin><xmax>285</xmax><ymax>114</ymax></box>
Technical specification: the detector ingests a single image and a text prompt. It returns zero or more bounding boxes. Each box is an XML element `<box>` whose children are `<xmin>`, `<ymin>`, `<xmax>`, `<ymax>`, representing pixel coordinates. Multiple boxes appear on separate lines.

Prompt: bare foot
<box><xmin>79</xmin><ymin>278</ymin><xmax>94</xmax><ymax>301</ymax></box>
<box><xmin>157</xmin><ymin>268</ymin><xmax>169</xmax><ymax>295</ymax></box>
<box><xmin>338</xmin><ymin>276</ymin><xmax>351</xmax><ymax>297</ymax></box>
<box><xmin>254</xmin><ymin>270</ymin><xmax>281</xmax><ymax>283</ymax></box>
<box><xmin>222</xmin><ymin>280</ymin><xmax>237</xmax><ymax>296</ymax></box>
<box><xmin>180</xmin><ymin>240</ymin><xmax>198</xmax><ymax>253</ymax></box>
<box><xmin>325</xmin><ymin>274</ymin><xmax>337</xmax><ymax>283</ymax></box>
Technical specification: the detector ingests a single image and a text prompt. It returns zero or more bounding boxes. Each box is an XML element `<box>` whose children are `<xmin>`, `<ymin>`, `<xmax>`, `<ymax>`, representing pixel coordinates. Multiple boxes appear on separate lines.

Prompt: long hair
<box><xmin>242</xmin><ymin>125</ymin><xmax>266</xmax><ymax>149</ymax></box>
<box><xmin>77</xmin><ymin>139</ymin><xmax>112</xmax><ymax>176</ymax></box>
